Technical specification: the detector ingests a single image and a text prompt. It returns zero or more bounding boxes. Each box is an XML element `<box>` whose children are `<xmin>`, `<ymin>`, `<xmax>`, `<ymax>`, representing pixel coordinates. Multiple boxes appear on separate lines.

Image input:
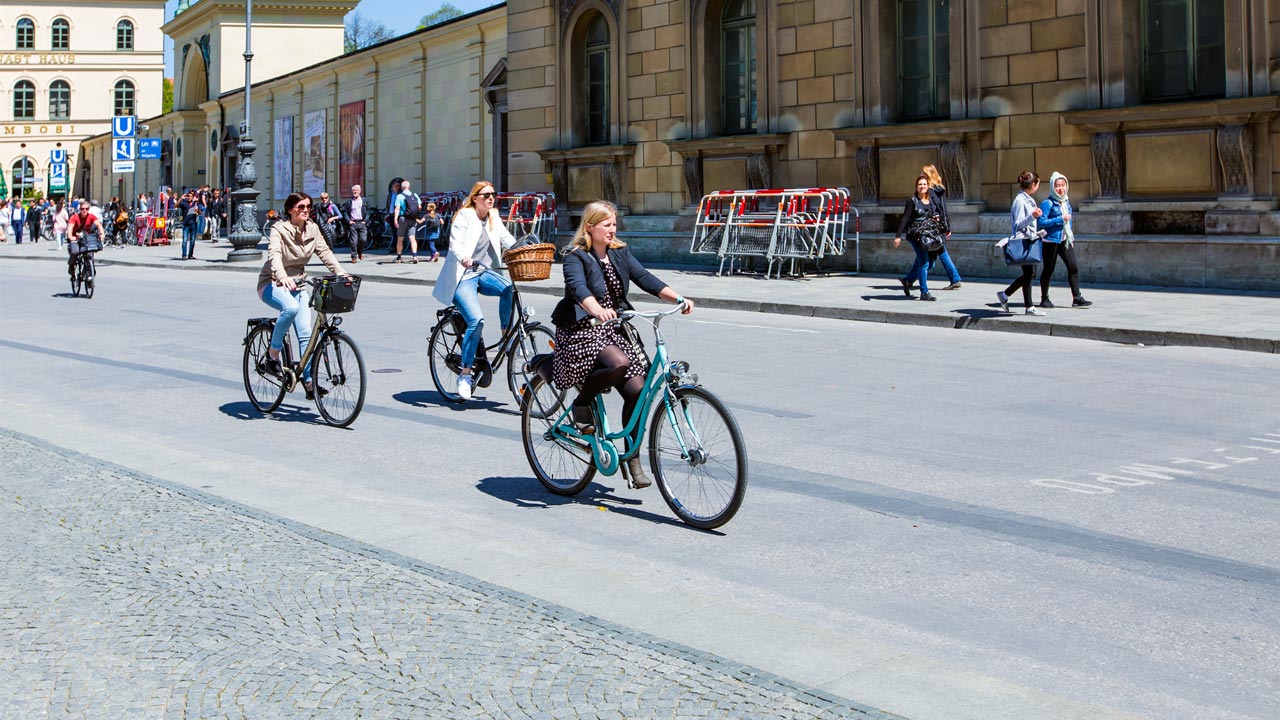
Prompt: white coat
<box><xmin>431</xmin><ymin>206</ymin><xmax>517</xmax><ymax>306</ymax></box>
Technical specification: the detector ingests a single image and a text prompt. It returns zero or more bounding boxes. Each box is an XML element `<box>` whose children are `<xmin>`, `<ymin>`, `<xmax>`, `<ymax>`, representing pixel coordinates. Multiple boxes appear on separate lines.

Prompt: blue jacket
<box><xmin>1038</xmin><ymin>198</ymin><xmax>1071</xmax><ymax>244</ymax></box>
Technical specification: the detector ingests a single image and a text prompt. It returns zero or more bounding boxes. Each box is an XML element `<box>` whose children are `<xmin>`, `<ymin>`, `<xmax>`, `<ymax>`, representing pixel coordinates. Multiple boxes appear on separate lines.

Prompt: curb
<box><xmin>5</xmin><ymin>253</ymin><xmax>1276</xmax><ymax>354</ymax></box>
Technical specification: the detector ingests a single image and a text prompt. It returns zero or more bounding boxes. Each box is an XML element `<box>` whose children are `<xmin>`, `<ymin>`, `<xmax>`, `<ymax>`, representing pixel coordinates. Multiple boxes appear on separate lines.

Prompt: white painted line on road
<box><xmin>691</xmin><ymin>320</ymin><xmax>819</xmax><ymax>334</ymax></box>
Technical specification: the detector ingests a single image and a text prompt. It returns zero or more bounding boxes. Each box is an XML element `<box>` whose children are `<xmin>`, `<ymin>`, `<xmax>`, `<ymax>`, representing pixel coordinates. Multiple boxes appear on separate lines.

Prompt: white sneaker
<box><xmin>996</xmin><ymin>291</ymin><xmax>1009</xmax><ymax>312</ymax></box>
<box><xmin>1025</xmin><ymin>307</ymin><xmax>1046</xmax><ymax>316</ymax></box>
<box><xmin>456</xmin><ymin>374</ymin><xmax>473</xmax><ymax>400</ymax></box>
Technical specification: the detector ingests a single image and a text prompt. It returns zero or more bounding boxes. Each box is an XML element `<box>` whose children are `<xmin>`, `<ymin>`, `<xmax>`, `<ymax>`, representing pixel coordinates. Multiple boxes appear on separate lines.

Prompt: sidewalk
<box><xmin>4</xmin><ymin>239</ymin><xmax>1278</xmax><ymax>353</ymax></box>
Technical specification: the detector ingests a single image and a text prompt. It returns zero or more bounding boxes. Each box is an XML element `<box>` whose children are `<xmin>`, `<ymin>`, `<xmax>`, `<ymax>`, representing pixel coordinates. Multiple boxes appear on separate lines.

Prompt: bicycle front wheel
<box><xmin>428</xmin><ymin>315</ymin><xmax>466</xmax><ymax>403</ymax></box>
<box><xmin>649</xmin><ymin>386</ymin><xmax>748</xmax><ymax>530</ymax></box>
<box><xmin>83</xmin><ymin>256</ymin><xmax>95</xmax><ymax>299</ymax></box>
<box><xmin>70</xmin><ymin>259</ymin><xmax>80</xmax><ymax>297</ymax></box>
<box><xmin>310</xmin><ymin>331</ymin><xmax>367</xmax><ymax>427</ymax></box>
<box><xmin>522</xmin><ymin>375</ymin><xmax>595</xmax><ymax>495</ymax></box>
<box><xmin>506</xmin><ymin>324</ymin><xmax>563</xmax><ymax>416</ymax></box>
<box><xmin>243</xmin><ymin>325</ymin><xmax>287</xmax><ymax>413</ymax></box>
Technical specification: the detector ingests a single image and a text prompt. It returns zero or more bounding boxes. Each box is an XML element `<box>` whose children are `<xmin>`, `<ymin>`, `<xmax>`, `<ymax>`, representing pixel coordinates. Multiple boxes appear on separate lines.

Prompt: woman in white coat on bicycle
<box><xmin>432</xmin><ymin>180</ymin><xmax>518</xmax><ymax>400</ymax></box>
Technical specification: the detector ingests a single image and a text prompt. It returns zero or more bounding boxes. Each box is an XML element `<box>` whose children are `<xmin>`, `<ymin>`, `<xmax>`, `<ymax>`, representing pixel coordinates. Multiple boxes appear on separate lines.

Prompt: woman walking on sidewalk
<box><xmin>997</xmin><ymin>171</ymin><xmax>1046</xmax><ymax>316</ymax></box>
<box><xmin>1037</xmin><ymin>172</ymin><xmax>1091</xmax><ymax>308</ymax></box>
<box><xmin>922</xmin><ymin>164</ymin><xmax>962</xmax><ymax>290</ymax></box>
<box><xmin>893</xmin><ymin>175</ymin><xmax>947</xmax><ymax>301</ymax></box>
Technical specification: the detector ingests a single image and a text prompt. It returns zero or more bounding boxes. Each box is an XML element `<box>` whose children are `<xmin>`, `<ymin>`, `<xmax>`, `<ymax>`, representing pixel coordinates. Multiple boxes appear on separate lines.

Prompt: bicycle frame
<box><xmin>437</xmin><ymin>268</ymin><xmax>536</xmax><ymax>375</ymax></box>
<box><xmin>275</xmin><ymin>290</ymin><xmax>341</xmax><ymax>393</ymax></box>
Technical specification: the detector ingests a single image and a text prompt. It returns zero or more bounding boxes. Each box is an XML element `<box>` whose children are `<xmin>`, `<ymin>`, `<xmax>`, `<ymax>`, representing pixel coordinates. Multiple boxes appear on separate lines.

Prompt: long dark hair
<box><xmin>284</xmin><ymin>191</ymin><xmax>312</xmax><ymax>215</ymax></box>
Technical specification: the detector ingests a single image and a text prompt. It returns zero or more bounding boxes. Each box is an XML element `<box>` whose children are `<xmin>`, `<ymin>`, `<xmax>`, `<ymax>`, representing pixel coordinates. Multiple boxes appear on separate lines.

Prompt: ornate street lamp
<box><xmin>227</xmin><ymin>0</ymin><xmax>261</xmax><ymax>260</ymax></box>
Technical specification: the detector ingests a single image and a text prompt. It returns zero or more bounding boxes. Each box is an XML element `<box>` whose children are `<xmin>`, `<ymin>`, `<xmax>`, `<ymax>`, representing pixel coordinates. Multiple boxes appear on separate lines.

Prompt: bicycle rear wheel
<box><xmin>243</xmin><ymin>325</ymin><xmax>287</xmax><ymax>413</ymax></box>
<box><xmin>649</xmin><ymin>386</ymin><xmax>747</xmax><ymax>530</ymax></box>
<box><xmin>428</xmin><ymin>314</ymin><xmax>466</xmax><ymax>403</ymax></box>
<box><xmin>506</xmin><ymin>323</ymin><xmax>562</xmax><ymax>416</ymax></box>
<box><xmin>522</xmin><ymin>376</ymin><xmax>595</xmax><ymax>495</ymax></box>
<box><xmin>310</xmin><ymin>331</ymin><xmax>367</xmax><ymax>427</ymax></box>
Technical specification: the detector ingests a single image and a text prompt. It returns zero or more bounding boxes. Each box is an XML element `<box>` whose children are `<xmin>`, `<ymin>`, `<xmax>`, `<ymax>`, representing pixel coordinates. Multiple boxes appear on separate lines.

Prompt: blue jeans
<box><xmin>901</xmin><ymin>239</ymin><xmax>932</xmax><ymax>294</ymax></box>
<box><xmin>934</xmin><ymin>248</ymin><xmax>961</xmax><ymax>284</ymax></box>
<box><xmin>424</xmin><ymin>232</ymin><xmax>440</xmax><ymax>255</ymax></box>
<box><xmin>453</xmin><ymin>268</ymin><xmax>513</xmax><ymax>370</ymax></box>
<box><xmin>182</xmin><ymin>224</ymin><xmax>197</xmax><ymax>257</ymax></box>
<box><xmin>259</xmin><ymin>284</ymin><xmax>314</xmax><ymax>382</ymax></box>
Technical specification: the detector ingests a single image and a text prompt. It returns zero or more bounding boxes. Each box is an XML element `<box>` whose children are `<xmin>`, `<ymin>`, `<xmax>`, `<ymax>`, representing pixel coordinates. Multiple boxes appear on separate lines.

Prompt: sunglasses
<box><xmin>294</xmin><ymin>204</ymin><xmax>312</xmax><ymax>211</ymax></box>
<box><xmin>476</xmin><ymin>191</ymin><xmax>496</xmax><ymax>199</ymax></box>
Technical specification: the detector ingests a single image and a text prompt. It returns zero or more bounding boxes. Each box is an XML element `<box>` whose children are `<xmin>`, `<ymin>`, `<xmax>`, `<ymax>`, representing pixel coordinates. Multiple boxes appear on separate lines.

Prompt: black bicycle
<box><xmin>69</xmin><ymin>239</ymin><xmax>100</xmax><ymax>298</ymax></box>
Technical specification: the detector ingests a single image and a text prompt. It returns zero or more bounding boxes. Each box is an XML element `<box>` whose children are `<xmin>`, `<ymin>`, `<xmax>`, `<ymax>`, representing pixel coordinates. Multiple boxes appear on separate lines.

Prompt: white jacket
<box><xmin>431</xmin><ymin>206</ymin><xmax>517</xmax><ymax>305</ymax></box>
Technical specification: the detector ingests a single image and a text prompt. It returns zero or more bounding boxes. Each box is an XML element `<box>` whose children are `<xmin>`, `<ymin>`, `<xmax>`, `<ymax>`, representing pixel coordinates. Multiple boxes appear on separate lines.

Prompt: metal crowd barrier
<box><xmin>690</xmin><ymin>187</ymin><xmax>858</xmax><ymax>278</ymax></box>
<box><xmin>496</xmin><ymin>191</ymin><xmax>557</xmax><ymax>246</ymax></box>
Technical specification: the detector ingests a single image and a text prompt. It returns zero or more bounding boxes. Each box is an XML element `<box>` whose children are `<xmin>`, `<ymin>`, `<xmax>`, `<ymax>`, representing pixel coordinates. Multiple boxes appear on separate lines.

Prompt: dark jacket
<box><xmin>895</xmin><ymin>192</ymin><xmax>945</xmax><ymax>239</ymax></box>
<box><xmin>339</xmin><ymin>197</ymin><xmax>367</xmax><ymax>223</ymax></box>
<box><xmin>552</xmin><ymin>246</ymin><xmax>669</xmax><ymax>327</ymax></box>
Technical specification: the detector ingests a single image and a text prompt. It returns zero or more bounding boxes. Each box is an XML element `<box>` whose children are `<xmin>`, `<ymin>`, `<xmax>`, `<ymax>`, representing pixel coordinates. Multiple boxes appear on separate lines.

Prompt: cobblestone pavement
<box><xmin>0</xmin><ymin>430</ymin><xmax>895</xmax><ymax>719</ymax></box>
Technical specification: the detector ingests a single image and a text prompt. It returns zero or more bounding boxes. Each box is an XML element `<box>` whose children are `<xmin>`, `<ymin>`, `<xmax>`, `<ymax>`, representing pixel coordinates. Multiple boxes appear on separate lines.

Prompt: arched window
<box><xmin>13</xmin><ymin>80</ymin><xmax>36</xmax><ymax>121</ymax></box>
<box><xmin>113</xmin><ymin>79</ymin><xmax>135</xmax><ymax>116</ymax></box>
<box><xmin>16</xmin><ymin>18</ymin><xmax>35</xmax><ymax>50</ymax></box>
<box><xmin>897</xmin><ymin>0</ymin><xmax>950</xmax><ymax>120</ymax></box>
<box><xmin>49</xmin><ymin>80</ymin><xmax>71</xmax><ymax>120</ymax></box>
<box><xmin>116</xmin><ymin>20</ymin><xmax>134</xmax><ymax>51</ymax></box>
<box><xmin>720</xmin><ymin>0</ymin><xmax>757</xmax><ymax>134</ymax></box>
<box><xmin>12</xmin><ymin>158</ymin><xmax>36</xmax><ymax>197</ymax></box>
<box><xmin>1143</xmin><ymin>0</ymin><xmax>1224</xmax><ymax>100</ymax></box>
<box><xmin>583</xmin><ymin>14</ymin><xmax>610</xmax><ymax>146</ymax></box>
<box><xmin>51</xmin><ymin>18</ymin><xmax>70</xmax><ymax>51</ymax></box>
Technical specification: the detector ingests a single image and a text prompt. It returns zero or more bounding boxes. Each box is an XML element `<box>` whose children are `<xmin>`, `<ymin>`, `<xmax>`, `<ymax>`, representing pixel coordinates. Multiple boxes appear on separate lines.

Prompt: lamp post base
<box><xmin>227</xmin><ymin>136</ymin><xmax>263</xmax><ymax>261</ymax></box>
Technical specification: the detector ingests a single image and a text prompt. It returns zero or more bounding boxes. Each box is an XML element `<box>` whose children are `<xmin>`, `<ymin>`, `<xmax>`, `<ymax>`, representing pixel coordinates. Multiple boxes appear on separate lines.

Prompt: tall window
<box><xmin>113</xmin><ymin>80</ymin><xmax>135</xmax><ymax>116</ymax></box>
<box><xmin>720</xmin><ymin>0</ymin><xmax>757</xmax><ymax>134</ymax></box>
<box><xmin>16</xmin><ymin>18</ymin><xmax>35</xmax><ymax>50</ymax></box>
<box><xmin>897</xmin><ymin>0</ymin><xmax>950</xmax><ymax>120</ymax></box>
<box><xmin>51</xmin><ymin>18</ymin><xmax>70</xmax><ymax>51</ymax></box>
<box><xmin>12</xmin><ymin>158</ymin><xmax>36</xmax><ymax>197</ymax></box>
<box><xmin>49</xmin><ymin>80</ymin><xmax>70</xmax><ymax>120</ymax></box>
<box><xmin>13</xmin><ymin>81</ymin><xmax>36</xmax><ymax>120</ymax></box>
<box><xmin>1143</xmin><ymin>0</ymin><xmax>1224</xmax><ymax>101</ymax></box>
<box><xmin>583</xmin><ymin>15</ymin><xmax>610</xmax><ymax>145</ymax></box>
<box><xmin>116</xmin><ymin>20</ymin><xmax>134</xmax><ymax>51</ymax></box>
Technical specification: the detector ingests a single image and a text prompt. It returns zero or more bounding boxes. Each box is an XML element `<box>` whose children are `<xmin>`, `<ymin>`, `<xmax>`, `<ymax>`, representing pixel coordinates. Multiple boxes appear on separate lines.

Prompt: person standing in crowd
<box><xmin>26</xmin><ymin>198</ymin><xmax>42</xmax><ymax>243</ymax></box>
<box><xmin>0</xmin><ymin>200</ymin><xmax>10</xmax><ymax>243</ymax></box>
<box><xmin>255</xmin><ymin>191</ymin><xmax>349</xmax><ymax>400</ymax></box>
<box><xmin>136</xmin><ymin>192</ymin><xmax>149</xmax><ymax>214</ymax></box>
<box><xmin>314</xmin><ymin>191</ymin><xmax>344</xmax><ymax>250</ymax></box>
<box><xmin>10</xmin><ymin>200</ymin><xmax>27</xmax><ymax>244</ymax></box>
<box><xmin>551</xmin><ymin>200</ymin><xmax>694</xmax><ymax>489</ymax></box>
<box><xmin>893</xmin><ymin>175</ymin><xmax>946</xmax><ymax>301</ymax></box>
<box><xmin>421</xmin><ymin>201</ymin><xmax>443</xmax><ymax>262</ymax></box>
<box><xmin>340</xmin><ymin>184</ymin><xmax>368</xmax><ymax>263</ymax></box>
<box><xmin>178</xmin><ymin>190</ymin><xmax>203</xmax><ymax>260</ymax></box>
<box><xmin>997</xmin><ymin>170</ymin><xmax>1047</xmax><ymax>316</ymax></box>
<box><xmin>1038</xmin><ymin>172</ymin><xmax>1092</xmax><ymax>308</ymax></box>
<box><xmin>921</xmin><ymin>164</ymin><xmax>962</xmax><ymax>290</ymax></box>
<box><xmin>51</xmin><ymin>199</ymin><xmax>69</xmax><ymax>249</ymax></box>
<box><xmin>392</xmin><ymin>179</ymin><xmax>422</xmax><ymax>263</ymax></box>
<box><xmin>432</xmin><ymin>181</ymin><xmax>517</xmax><ymax>400</ymax></box>
<box><xmin>207</xmin><ymin>189</ymin><xmax>225</xmax><ymax>243</ymax></box>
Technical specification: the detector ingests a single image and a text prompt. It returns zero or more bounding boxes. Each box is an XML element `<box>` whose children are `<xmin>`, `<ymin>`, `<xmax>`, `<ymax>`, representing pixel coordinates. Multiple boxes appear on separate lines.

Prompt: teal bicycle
<box><xmin>519</xmin><ymin>303</ymin><xmax>748</xmax><ymax>529</ymax></box>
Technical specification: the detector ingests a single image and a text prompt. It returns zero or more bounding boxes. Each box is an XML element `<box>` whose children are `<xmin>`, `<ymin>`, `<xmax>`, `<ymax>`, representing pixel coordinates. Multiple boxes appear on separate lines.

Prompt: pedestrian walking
<box><xmin>0</xmin><ymin>200</ymin><xmax>10</xmax><ymax>243</ymax></box>
<box><xmin>178</xmin><ymin>190</ymin><xmax>203</xmax><ymax>260</ymax></box>
<box><xmin>340</xmin><ymin>184</ymin><xmax>368</xmax><ymax>262</ymax></box>
<box><xmin>51</xmin><ymin>199</ymin><xmax>69</xmax><ymax>249</ymax></box>
<box><xmin>207</xmin><ymin>189</ymin><xmax>225</xmax><ymax>243</ymax></box>
<box><xmin>922</xmin><ymin>164</ymin><xmax>962</xmax><ymax>290</ymax></box>
<box><xmin>421</xmin><ymin>201</ymin><xmax>443</xmax><ymax>262</ymax></box>
<box><xmin>997</xmin><ymin>170</ymin><xmax>1046</xmax><ymax>316</ymax></box>
<box><xmin>27</xmin><ymin>198</ymin><xmax>43</xmax><ymax>242</ymax></box>
<box><xmin>431</xmin><ymin>181</ymin><xmax>518</xmax><ymax>400</ymax></box>
<box><xmin>1038</xmin><ymin>172</ymin><xmax>1092</xmax><ymax>308</ymax></box>
<box><xmin>392</xmin><ymin>180</ymin><xmax>422</xmax><ymax>263</ymax></box>
<box><xmin>893</xmin><ymin>175</ymin><xmax>947</xmax><ymax>301</ymax></box>
<box><xmin>10</xmin><ymin>200</ymin><xmax>27</xmax><ymax>244</ymax></box>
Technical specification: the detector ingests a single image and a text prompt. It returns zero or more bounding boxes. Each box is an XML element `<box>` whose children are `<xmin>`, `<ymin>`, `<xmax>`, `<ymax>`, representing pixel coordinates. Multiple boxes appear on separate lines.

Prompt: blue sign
<box><xmin>138</xmin><ymin>138</ymin><xmax>162</xmax><ymax>159</ymax></box>
<box><xmin>50</xmin><ymin>148</ymin><xmax>67</xmax><ymax>163</ymax></box>
<box><xmin>50</xmin><ymin>163</ymin><xmax>66</xmax><ymax>182</ymax></box>
<box><xmin>113</xmin><ymin>138</ymin><xmax>136</xmax><ymax>161</ymax></box>
<box><xmin>112</xmin><ymin>116</ymin><xmax>136</xmax><ymax>138</ymax></box>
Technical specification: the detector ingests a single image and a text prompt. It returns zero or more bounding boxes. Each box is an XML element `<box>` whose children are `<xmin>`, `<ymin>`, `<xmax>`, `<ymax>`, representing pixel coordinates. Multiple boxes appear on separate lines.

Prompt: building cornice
<box><xmin>1062</xmin><ymin>97</ymin><xmax>1280</xmax><ymax>133</ymax></box>
<box><xmin>163</xmin><ymin>0</ymin><xmax>358</xmax><ymax>36</ymax></box>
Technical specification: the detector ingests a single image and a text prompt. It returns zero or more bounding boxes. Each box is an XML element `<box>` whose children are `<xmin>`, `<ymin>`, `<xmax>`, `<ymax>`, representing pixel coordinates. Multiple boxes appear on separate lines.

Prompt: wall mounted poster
<box><xmin>338</xmin><ymin>101</ymin><xmax>365</xmax><ymax>196</ymax></box>
<box><xmin>273</xmin><ymin>116</ymin><xmax>293</xmax><ymax>200</ymax></box>
<box><xmin>303</xmin><ymin>109</ymin><xmax>326</xmax><ymax>197</ymax></box>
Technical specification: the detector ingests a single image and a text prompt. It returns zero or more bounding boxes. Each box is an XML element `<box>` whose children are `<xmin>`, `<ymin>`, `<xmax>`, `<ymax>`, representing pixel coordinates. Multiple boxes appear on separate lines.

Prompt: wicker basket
<box><xmin>502</xmin><ymin>243</ymin><xmax>556</xmax><ymax>282</ymax></box>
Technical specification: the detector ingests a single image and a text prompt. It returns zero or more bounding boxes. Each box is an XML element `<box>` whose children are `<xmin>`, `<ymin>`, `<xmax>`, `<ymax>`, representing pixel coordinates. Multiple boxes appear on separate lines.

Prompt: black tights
<box><xmin>1040</xmin><ymin>242</ymin><xmax>1081</xmax><ymax>298</ymax></box>
<box><xmin>574</xmin><ymin>345</ymin><xmax>645</xmax><ymax>430</ymax></box>
<box><xmin>1004</xmin><ymin>265</ymin><xmax>1036</xmax><ymax>308</ymax></box>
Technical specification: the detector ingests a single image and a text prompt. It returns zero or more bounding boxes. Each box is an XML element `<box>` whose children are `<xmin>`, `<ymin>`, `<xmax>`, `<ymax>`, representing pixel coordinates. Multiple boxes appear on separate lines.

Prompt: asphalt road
<box><xmin>1</xmin><ymin>259</ymin><xmax>1277</xmax><ymax>720</ymax></box>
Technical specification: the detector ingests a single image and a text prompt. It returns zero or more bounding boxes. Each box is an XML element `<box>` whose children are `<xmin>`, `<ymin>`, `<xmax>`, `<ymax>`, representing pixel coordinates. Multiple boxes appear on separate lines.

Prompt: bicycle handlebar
<box><xmin>589</xmin><ymin>301</ymin><xmax>689</xmax><ymax>328</ymax></box>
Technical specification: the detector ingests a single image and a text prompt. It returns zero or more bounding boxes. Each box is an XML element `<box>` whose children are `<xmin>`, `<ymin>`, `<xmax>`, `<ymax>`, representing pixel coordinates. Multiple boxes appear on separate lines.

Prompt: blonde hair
<box><xmin>463</xmin><ymin>180</ymin><xmax>494</xmax><ymax>211</ymax></box>
<box><xmin>563</xmin><ymin>200</ymin><xmax>625</xmax><ymax>255</ymax></box>
<box><xmin>426</xmin><ymin>202</ymin><xmax>437</xmax><ymax>212</ymax></box>
<box><xmin>922</xmin><ymin>164</ymin><xmax>944</xmax><ymax>190</ymax></box>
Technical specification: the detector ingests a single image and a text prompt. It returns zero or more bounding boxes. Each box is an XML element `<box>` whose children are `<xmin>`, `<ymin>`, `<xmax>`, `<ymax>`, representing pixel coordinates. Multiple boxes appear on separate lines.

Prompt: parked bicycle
<box><xmin>427</xmin><ymin>264</ymin><xmax>559</xmax><ymax>411</ymax></box>
<box><xmin>242</xmin><ymin>275</ymin><xmax>367</xmax><ymax>427</ymax></box>
<box><xmin>520</xmin><ymin>303</ymin><xmax>748</xmax><ymax>530</ymax></box>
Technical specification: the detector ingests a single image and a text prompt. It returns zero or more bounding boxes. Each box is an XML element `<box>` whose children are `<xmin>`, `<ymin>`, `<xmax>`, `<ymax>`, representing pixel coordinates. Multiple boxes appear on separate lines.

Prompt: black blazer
<box><xmin>552</xmin><ymin>246</ymin><xmax>669</xmax><ymax>327</ymax></box>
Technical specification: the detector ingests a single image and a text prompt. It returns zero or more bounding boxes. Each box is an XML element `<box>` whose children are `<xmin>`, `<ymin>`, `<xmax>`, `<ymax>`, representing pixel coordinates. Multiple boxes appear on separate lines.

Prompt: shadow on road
<box><xmin>392</xmin><ymin>389</ymin><xmax>517</xmax><ymax>415</ymax></box>
<box><xmin>218</xmin><ymin>400</ymin><xmax>326</xmax><ymax>425</ymax></box>
<box><xmin>476</xmin><ymin>476</ymin><xmax>721</xmax><ymax>533</ymax></box>
<box><xmin>51</xmin><ymin>293</ymin><xmax>90</xmax><ymax>300</ymax></box>
<box><xmin>951</xmin><ymin>307</ymin><xmax>1010</xmax><ymax>325</ymax></box>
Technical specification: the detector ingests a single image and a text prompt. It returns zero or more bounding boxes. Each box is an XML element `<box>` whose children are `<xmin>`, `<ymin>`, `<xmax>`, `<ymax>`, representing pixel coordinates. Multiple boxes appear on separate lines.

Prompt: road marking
<box><xmin>691</xmin><ymin>320</ymin><xmax>819</xmax><ymax>334</ymax></box>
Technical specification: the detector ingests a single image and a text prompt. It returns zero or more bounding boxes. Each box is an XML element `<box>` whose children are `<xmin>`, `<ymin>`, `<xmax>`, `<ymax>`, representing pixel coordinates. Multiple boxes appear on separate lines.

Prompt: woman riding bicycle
<box><xmin>550</xmin><ymin>200</ymin><xmax>694</xmax><ymax>488</ymax></box>
<box><xmin>256</xmin><ymin>191</ymin><xmax>349</xmax><ymax>400</ymax></box>
<box><xmin>431</xmin><ymin>180</ymin><xmax>518</xmax><ymax>401</ymax></box>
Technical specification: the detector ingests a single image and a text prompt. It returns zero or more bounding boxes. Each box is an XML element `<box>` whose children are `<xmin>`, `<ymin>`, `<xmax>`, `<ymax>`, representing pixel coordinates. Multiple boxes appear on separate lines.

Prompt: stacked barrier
<box><xmin>495</xmin><ymin>192</ymin><xmax>558</xmax><ymax>246</ymax></box>
<box><xmin>690</xmin><ymin>187</ymin><xmax>857</xmax><ymax>278</ymax></box>
<box><xmin>134</xmin><ymin>213</ymin><xmax>170</xmax><ymax>245</ymax></box>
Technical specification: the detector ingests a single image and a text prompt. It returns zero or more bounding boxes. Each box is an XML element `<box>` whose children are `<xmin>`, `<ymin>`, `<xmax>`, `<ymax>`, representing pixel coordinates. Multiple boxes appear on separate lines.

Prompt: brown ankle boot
<box><xmin>626</xmin><ymin>457</ymin><xmax>651</xmax><ymax>489</ymax></box>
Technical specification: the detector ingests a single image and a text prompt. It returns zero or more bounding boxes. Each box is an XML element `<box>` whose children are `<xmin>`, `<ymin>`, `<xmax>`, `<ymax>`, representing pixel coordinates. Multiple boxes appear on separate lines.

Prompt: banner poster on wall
<box><xmin>273</xmin><ymin>116</ymin><xmax>293</xmax><ymax>201</ymax></box>
<box><xmin>338</xmin><ymin>101</ymin><xmax>365</xmax><ymax>196</ymax></box>
<box><xmin>303</xmin><ymin>109</ymin><xmax>326</xmax><ymax>198</ymax></box>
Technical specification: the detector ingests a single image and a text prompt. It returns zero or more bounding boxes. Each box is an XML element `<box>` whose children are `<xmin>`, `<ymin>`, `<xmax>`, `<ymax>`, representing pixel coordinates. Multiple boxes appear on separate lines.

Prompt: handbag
<box><xmin>1003</xmin><ymin>230</ymin><xmax>1044</xmax><ymax>266</ymax></box>
<box><xmin>908</xmin><ymin>216</ymin><xmax>946</xmax><ymax>251</ymax></box>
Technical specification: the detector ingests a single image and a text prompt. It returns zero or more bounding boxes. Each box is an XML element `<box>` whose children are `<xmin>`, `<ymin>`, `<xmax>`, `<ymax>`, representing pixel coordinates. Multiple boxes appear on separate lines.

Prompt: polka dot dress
<box><xmin>553</xmin><ymin>257</ymin><xmax>650</xmax><ymax>391</ymax></box>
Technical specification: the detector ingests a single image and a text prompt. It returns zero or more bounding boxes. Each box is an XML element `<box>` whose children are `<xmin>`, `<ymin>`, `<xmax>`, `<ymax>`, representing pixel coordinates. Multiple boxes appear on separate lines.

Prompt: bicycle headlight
<box><xmin>669</xmin><ymin>361</ymin><xmax>690</xmax><ymax>379</ymax></box>
<box><xmin>523</xmin><ymin>306</ymin><xmax>536</xmax><ymax>318</ymax></box>
<box><xmin>331</xmin><ymin>315</ymin><xmax>343</xmax><ymax>327</ymax></box>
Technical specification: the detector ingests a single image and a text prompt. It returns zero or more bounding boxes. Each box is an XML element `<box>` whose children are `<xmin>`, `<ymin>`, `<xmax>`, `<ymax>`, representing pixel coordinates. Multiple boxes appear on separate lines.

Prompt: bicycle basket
<box><xmin>502</xmin><ymin>242</ymin><xmax>555</xmax><ymax>282</ymax></box>
<box><xmin>311</xmin><ymin>275</ymin><xmax>362</xmax><ymax>313</ymax></box>
<box><xmin>81</xmin><ymin>236</ymin><xmax>103</xmax><ymax>253</ymax></box>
